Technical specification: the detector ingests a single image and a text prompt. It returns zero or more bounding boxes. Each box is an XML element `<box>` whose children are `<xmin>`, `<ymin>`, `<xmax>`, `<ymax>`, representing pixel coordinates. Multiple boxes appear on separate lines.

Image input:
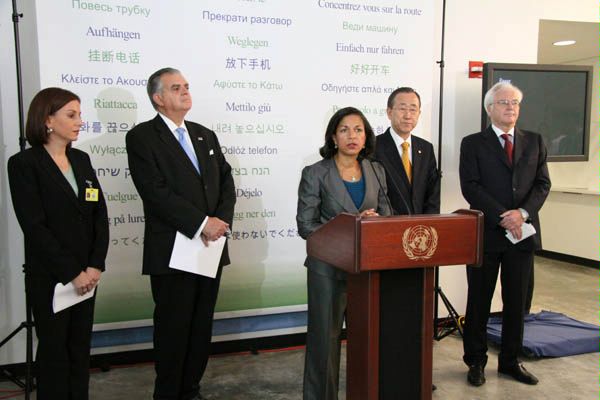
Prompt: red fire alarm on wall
<box><xmin>469</xmin><ymin>61</ymin><xmax>483</xmax><ymax>78</ymax></box>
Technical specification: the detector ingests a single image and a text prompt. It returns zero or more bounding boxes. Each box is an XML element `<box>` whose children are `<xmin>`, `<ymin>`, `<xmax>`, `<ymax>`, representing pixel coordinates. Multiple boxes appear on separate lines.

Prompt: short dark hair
<box><xmin>387</xmin><ymin>87</ymin><xmax>421</xmax><ymax>109</ymax></box>
<box><xmin>319</xmin><ymin>107</ymin><xmax>375</xmax><ymax>159</ymax></box>
<box><xmin>147</xmin><ymin>67</ymin><xmax>180</xmax><ymax>110</ymax></box>
<box><xmin>26</xmin><ymin>87</ymin><xmax>80</xmax><ymax>146</ymax></box>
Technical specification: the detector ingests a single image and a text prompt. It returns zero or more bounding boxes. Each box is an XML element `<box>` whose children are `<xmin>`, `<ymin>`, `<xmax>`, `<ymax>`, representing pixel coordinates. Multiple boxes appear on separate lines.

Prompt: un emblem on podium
<box><xmin>402</xmin><ymin>225</ymin><xmax>438</xmax><ymax>260</ymax></box>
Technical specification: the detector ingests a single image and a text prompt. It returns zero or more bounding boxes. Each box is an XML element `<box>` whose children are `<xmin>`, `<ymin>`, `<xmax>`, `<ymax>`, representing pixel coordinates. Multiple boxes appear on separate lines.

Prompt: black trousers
<box><xmin>26</xmin><ymin>272</ymin><xmax>96</xmax><ymax>400</ymax></box>
<box><xmin>462</xmin><ymin>247</ymin><xmax>533</xmax><ymax>368</ymax></box>
<box><xmin>150</xmin><ymin>268</ymin><xmax>222</xmax><ymax>400</ymax></box>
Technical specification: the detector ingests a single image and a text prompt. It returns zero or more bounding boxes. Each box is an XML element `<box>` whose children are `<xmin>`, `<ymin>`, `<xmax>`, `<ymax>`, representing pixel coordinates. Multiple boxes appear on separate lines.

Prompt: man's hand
<box><xmin>86</xmin><ymin>267</ymin><xmax>102</xmax><ymax>288</ymax></box>
<box><xmin>500</xmin><ymin>209</ymin><xmax>524</xmax><ymax>240</ymax></box>
<box><xmin>72</xmin><ymin>271</ymin><xmax>94</xmax><ymax>296</ymax></box>
<box><xmin>202</xmin><ymin>217</ymin><xmax>229</xmax><ymax>242</ymax></box>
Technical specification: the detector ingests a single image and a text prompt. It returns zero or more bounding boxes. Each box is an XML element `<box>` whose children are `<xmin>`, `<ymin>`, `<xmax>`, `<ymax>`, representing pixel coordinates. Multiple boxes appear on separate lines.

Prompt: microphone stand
<box><xmin>0</xmin><ymin>1</ymin><xmax>35</xmax><ymax>398</ymax></box>
<box><xmin>433</xmin><ymin>0</ymin><xmax>463</xmax><ymax>341</ymax></box>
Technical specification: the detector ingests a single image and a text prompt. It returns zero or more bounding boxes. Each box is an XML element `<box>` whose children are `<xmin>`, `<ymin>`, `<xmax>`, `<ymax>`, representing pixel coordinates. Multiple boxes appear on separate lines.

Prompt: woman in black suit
<box><xmin>296</xmin><ymin>107</ymin><xmax>392</xmax><ymax>400</ymax></box>
<box><xmin>7</xmin><ymin>87</ymin><xmax>109</xmax><ymax>399</ymax></box>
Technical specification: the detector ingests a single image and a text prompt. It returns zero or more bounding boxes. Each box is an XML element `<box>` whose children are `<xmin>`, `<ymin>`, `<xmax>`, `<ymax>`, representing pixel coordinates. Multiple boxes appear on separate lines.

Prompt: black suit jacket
<box><xmin>375</xmin><ymin>129</ymin><xmax>440</xmax><ymax>215</ymax></box>
<box><xmin>459</xmin><ymin>126</ymin><xmax>551</xmax><ymax>252</ymax></box>
<box><xmin>7</xmin><ymin>146</ymin><xmax>109</xmax><ymax>284</ymax></box>
<box><xmin>126</xmin><ymin>115</ymin><xmax>236</xmax><ymax>275</ymax></box>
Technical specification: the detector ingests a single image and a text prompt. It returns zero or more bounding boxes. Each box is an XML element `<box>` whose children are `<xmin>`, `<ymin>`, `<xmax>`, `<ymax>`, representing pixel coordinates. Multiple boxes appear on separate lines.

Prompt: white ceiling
<box><xmin>538</xmin><ymin>20</ymin><xmax>598</xmax><ymax>64</ymax></box>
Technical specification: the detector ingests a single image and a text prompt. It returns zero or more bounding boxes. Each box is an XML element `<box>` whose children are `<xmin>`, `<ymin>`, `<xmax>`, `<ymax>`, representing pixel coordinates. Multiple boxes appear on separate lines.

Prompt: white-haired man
<box><xmin>459</xmin><ymin>82</ymin><xmax>551</xmax><ymax>387</ymax></box>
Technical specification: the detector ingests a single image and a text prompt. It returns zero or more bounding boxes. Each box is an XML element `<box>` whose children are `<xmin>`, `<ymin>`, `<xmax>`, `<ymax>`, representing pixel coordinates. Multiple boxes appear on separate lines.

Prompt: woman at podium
<box><xmin>296</xmin><ymin>106</ymin><xmax>392</xmax><ymax>400</ymax></box>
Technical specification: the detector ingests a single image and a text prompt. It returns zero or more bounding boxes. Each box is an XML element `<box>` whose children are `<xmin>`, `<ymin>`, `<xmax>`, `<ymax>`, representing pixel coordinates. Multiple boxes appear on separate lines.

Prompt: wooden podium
<box><xmin>306</xmin><ymin>210</ymin><xmax>483</xmax><ymax>400</ymax></box>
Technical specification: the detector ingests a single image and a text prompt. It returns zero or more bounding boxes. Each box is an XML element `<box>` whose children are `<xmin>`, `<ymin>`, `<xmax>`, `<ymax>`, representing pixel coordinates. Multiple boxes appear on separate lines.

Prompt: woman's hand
<box><xmin>72</xmin><ymin>271</ymin><xmax>94</xmax><ymax>296</ymax></box>
<box><xmin>359</xmin><ymin>208</ymin><xmax>379</xmax><ymax>218</ymax></box>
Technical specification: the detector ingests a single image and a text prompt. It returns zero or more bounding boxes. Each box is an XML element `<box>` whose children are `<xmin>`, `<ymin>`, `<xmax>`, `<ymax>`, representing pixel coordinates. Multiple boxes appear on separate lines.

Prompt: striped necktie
<box><xmin>501</xmin><ymin>133</ymin><xmax>513</xmax><ymax>165</ymax></box>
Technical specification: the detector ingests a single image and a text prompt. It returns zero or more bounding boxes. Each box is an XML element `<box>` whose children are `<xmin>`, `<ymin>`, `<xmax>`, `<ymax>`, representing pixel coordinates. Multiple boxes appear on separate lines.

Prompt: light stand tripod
<box><xmin>0</xmin><ymin>276</ymin><xmax>34</xmax><ymax>397</ymax></box>
<box><xmin>433</xmin><ymin>0</ymin><xmax>463</xmax><ymax>341</ymax></box>
<box><xmin>0</xmin><ymin>1</ymin><xmax>35</xmax><ymax>398</ymax></box>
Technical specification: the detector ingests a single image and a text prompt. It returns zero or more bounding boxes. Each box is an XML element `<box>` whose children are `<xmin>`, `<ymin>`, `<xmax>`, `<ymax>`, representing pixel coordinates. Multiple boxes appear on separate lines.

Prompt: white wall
<box><xmin>0</xmin><ymin>0</ymin><xmax>597</xmax><ymax>364</ymax></box>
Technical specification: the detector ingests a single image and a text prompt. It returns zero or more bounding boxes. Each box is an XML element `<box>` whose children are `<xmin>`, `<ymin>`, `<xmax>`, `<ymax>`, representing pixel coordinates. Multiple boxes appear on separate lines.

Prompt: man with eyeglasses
<box><xmin>375</xmin><ymin>87</ymin><xmax>440</xmax><ymax>216</ymax></box>
<box><xmin>374</xmin><ymin>87</ymin><xmax>440</xmax><ymax>393</ymax></box>
<box><xmin>459</xmin><ymin>82</ymin><xmax>551</xmax><ymax>387</ymax></box>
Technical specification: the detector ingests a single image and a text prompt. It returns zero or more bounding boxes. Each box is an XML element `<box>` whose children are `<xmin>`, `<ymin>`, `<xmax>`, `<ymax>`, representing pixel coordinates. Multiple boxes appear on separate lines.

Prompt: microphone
<box><xmin>366</xmin><ymin>158</ymin><xmax>396</xmax><ymax>216</ymax></box>
<box><xmin>372</xmin><ymin>153</ymin><xmax>413</xmax><ymax>216</ymax></box>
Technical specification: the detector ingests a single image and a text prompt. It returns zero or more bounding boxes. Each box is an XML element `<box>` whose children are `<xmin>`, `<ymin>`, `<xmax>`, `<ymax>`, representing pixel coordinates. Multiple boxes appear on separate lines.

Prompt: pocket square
<box><xmin>209</xmin><ymin>149</ymin><xmax>214</xmax><ymax>155</ymax></box>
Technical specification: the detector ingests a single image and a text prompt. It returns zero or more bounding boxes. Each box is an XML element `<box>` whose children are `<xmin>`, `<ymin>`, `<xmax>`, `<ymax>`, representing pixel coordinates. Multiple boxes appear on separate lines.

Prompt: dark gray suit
<box><xmin>460</xmin><ymin>126</ymin><xmax>551</xmax><ymax>368</ymax></box>
<box><xmin>297</xmin><ymin>157</ymin><xmax>392</xmax><ymax>400</ymax></box>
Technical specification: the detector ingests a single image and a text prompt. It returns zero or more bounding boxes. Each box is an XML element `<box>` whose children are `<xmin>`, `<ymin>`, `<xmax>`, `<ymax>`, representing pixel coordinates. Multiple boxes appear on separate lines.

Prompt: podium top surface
<box><xmin>307</xmin><ymin>210</ymin><xmax>483</xmax><ymax>274</ymax></box>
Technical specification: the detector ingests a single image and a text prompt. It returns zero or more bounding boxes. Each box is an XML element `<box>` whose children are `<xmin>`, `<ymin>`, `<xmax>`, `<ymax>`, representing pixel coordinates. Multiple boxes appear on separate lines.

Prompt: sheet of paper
<box><xmin>53</xmin><ymin>282</ymin><xmax>95</xmax><ymax>314</ymax></box>
<box><xmin>169</xmin><ymin>232</ymin><xmax>226</xmax><ymax>278</ymax></box>
<box><xmin>505</xmin><ymin>222</ymin><xmax>537</xmax><ymax>244</ymax></box>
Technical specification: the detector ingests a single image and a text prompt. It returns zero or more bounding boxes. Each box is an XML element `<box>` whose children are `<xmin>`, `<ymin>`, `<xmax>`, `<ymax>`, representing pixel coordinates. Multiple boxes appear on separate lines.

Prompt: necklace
<box><xmin>335</xmin><ymin>156</ymin><xmax>360</xmax><ymax>182</ymax></box>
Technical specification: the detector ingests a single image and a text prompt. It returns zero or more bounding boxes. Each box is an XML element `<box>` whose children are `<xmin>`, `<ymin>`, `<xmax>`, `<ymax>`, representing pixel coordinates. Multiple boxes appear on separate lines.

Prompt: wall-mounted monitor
<box><xmin>482</xmin><ymin>63</ymin><xmax>592</xmax><ymax>162</ymax></box>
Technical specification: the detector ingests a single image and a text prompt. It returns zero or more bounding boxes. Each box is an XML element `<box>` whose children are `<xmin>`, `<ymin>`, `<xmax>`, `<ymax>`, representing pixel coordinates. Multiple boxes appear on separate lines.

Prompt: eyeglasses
<box><xmin>392</xmin><ymin>106</ymin><xmax>419</xmax><ymax>115</ymax></box>
<box><xmin>495</xmin><ymin>99</ymin><xmax>520</xmax><ymax>107</ymax></box>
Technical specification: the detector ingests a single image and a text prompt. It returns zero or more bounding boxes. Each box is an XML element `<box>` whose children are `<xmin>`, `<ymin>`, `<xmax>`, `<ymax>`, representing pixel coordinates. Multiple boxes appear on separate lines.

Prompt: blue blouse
<box><xmin>343</xmin><ymin>176</ymin><xmax>365</xmax><ymax>209</ymax></box>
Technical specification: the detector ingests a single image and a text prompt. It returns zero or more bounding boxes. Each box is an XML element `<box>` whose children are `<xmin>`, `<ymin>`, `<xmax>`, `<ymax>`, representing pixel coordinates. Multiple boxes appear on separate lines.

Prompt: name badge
<box><xmin>85</xmin><ymin>188</ymin><xmax>99</xmax><ymax>202</ymax></box>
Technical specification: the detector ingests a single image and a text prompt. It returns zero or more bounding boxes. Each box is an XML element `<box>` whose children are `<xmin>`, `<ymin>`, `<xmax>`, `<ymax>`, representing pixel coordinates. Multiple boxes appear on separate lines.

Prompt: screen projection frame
<box><xmin>481</xmin><ymin>62</ymin><xmax>593</xmax><ymax>162</ymax></box>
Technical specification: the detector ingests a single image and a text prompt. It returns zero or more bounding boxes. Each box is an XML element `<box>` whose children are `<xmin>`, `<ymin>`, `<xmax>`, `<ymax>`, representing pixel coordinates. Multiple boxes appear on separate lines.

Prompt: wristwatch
<box><xmin>518</xmin><ymin>208</ymin><xmax>529</xmax><ymax>221</ymax></box>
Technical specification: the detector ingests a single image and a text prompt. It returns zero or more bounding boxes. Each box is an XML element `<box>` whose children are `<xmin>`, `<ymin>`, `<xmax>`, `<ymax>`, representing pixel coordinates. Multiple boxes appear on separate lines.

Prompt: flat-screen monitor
<box><xmin>482</xmin><ymin>63</ymin><xmax>592</xmax><ymax>162</ymax></box>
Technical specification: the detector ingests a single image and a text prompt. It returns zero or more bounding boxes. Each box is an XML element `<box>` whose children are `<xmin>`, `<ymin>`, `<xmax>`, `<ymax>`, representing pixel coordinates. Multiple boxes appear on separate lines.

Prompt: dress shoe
<box><xmin>432</xmin><ymin>383</ymin><xmax>437</xmax><ymax>391</ymax></box>
<box><xmin>467</xmin><ymin>364</ymin><xmax>485</xmax><ymax>386</ymax></box>
<box><xmin>467</xmin><ymin>364</ymin><xmax>486</xmax><ymax>386</ymax></box>
<box><xmin>498</xmin><ymin>363</ymin><xmax>539</xmax><ymax>385</ymax></box>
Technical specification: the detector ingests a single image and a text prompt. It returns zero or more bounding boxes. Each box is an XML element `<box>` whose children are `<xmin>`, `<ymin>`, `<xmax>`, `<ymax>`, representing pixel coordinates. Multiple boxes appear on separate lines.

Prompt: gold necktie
<box><xmin>401</xmin><ymin>141</ymin><xmax>411</xmax><ymax>183</ymax></box>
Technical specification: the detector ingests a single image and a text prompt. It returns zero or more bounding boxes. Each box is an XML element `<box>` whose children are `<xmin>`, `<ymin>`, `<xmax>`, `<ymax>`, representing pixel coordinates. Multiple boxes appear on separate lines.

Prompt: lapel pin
<box><xmin>418</xmin><ymin>150</ymin><xmax>422</xmax><ymax>154</ymax></box>
<box><xmin>209</xmin><ymin>149</ymin><xmax>214</xmax><ymax>155</ymax></box>
<box><xmin>198</xmin><ymin>137</ymin><xmax>203</xmax><ymax>141</ymax></box>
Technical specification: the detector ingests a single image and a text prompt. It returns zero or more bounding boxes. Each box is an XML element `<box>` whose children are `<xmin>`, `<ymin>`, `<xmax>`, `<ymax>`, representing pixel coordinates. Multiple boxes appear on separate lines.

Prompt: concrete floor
<box><xmin>1</xmin><ymin>256</ymin><xmax>597</xmax><ymax>399</ymax></box>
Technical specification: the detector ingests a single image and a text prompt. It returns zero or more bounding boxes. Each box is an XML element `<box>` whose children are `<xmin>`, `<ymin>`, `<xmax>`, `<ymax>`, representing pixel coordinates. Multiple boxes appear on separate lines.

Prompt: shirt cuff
<box><xmin>194</xmin><ymin>217</ymin><xmax>208</xmax><ymax>239</ymax></box>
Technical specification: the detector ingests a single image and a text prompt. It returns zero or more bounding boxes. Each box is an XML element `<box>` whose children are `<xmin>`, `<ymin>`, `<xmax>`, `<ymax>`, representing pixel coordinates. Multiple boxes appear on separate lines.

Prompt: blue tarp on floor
<box><xmin>487</xmin><ymin>310</ymin><xmax>599</xmax><ymax>357</ymax></box>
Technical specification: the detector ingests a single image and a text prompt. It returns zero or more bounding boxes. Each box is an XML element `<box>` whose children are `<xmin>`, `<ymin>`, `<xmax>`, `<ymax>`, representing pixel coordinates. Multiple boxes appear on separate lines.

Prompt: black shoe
<box><xmin>432</xmin><ymin>383</ymin><xmax>437</xmax><ymax>391</ymax></box>
<box><xmin>467</xmin><ymin>364</ymin><xmax>486</xmax><ymax>386</ymax></box>
<box><xmin>498</xmin><ymin>363</ymin><xmax>538</xmax><ymax>385</ymax></box>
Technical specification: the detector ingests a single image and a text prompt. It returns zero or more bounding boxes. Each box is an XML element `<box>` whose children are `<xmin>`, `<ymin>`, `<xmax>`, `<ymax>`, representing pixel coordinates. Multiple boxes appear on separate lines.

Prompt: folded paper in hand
<box><xmin>53</xmin><ymin>282</ymin><xmax>95</xmax><ymax>313</ymax></box>
<box><xmin>169</xmin><ymin>232</ymin><xmax>226</xmax><ymax>278</ymax></box>
<box><xmin>505</xmin><ymin>222</ymin><xmax>536</xmax><ymax>244</ymax></box>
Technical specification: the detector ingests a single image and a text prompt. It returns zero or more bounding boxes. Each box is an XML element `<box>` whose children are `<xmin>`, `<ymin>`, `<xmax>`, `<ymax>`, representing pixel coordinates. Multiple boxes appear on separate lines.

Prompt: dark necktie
<box><xmin>501</xmin><ymin>133</ymin><xmax>513</xmax><ymax>165</ymax></box>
